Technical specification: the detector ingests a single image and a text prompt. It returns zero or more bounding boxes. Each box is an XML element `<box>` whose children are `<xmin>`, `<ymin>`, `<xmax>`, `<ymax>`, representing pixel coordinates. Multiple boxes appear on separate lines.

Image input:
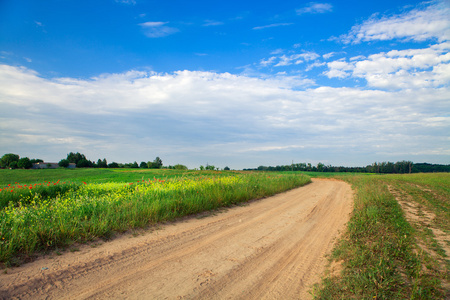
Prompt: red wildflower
<box><xmin>83</xmin><ymin>182</ymin><xmax>87</xmax><ymax>185</ymax></box>
<box><xmin>29</xmin><ymin>186</ymin><xmax>33</xmax><ymax>189</ymax></box>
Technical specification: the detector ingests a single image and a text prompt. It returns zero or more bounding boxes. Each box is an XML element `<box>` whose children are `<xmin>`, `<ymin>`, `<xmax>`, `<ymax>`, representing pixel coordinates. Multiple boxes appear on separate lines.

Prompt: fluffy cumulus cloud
<box><xmin>326</xmin><ymin>43</ymin><xmax>450</xmax><ymax>86</ymax></box>
<box><xmin>1</xmin><ymin>0</ymin><xmax>449</xmax><ymax>168</ymax></box>
<box><xmin>1</xmin><ymin>64</ymin><xmax>449</xmax><ymax>167</ymax></box>
<box><xmin>341</xmin><ymin>0</ymin><xmax>450</xmax><ymax>43</ymax></box>
<box><xmin>324</xmin><ymin>0</ymin><xmax>450</xmax><ymax>90</ymax></box>
<box><xmin>139</xmin><ymin>21</ymin><xmax>179</xmax><ymax>38</ymax></box>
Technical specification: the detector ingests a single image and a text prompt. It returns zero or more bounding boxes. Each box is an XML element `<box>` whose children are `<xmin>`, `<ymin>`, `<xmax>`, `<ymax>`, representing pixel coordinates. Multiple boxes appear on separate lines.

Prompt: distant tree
<box><xmin>76</xmin><ymin>159</ymin><xmax>92</xmax><ymax>168</ymax></box>
<box><xmin>173</xmin><ymin>164</ymin><xmax>188</xmax><ymax>170</ymax></box>
<box><xmin>140</xmin><ymin>161</ymin><xmax>148</xmax><ymax>168</ymax></box>
<box><xmin>317</xmin><ymin>162</ymin><xmax>325</xmax><ymax>172</ymax></box>
<box><xmin>224</xmin><ymin>166</ymin><xmax>230</xmax><ymax>170</ymax></box>
<box><xmin>67</xmin><ymin>152</ymin><xmax>88</xmax><ymax>166</ymax></box>
<box><xmin>1</xmin><ymin>153</ymin><xmax>20</xmax><ymax>168</ymax></box>
<box><xmin>59</xmin><ymin>159</ymin><xmax>70</xmax><ymax>168</ymax></box>
<box><xmin>96</xmin><ymin>159</ymin><xmax>108</xmax><ymax>168</ymax></box>
<box><xmin>17</xmin><ymin>157</ymin><xmax>32</xmax><ymax>169</ymax></box>
<box><xmin>131</xmin><ymin>161</ymin><xmax>139</xmax><ymax>168</ymax></box>
<box><xmin>30</xmin><ymin>158</ymin><xmax>43</xmax><ymax>164</ymax></box>
<box><xmin>151</xmin><ymin>157</ymin><xmax>163</xmax><ymax>169</ymax></box>
<box><xmin>108</xmin><ymin>162</ymin><xmax>119</xmax><ymax>168</ymax></box>
<box><xmin>205</xmin><ymin>164</ymin><xmax>215</xmax><ymax>170</ymax></box>
<box><xmin>199</xmin><ymin>165</ymin><xmax>205</xmax><ymax>170</ymax></box>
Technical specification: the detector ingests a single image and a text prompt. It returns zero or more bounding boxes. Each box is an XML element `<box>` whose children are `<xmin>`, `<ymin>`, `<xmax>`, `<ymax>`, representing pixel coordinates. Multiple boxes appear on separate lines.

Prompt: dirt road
<box><xmin>0</xmin><ymin>179</ymin><xmax>353</xmax><ymax>299</ymax></box>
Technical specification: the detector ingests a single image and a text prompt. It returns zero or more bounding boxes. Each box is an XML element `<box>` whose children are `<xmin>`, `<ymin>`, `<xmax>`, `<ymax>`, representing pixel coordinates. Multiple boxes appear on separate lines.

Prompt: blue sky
<box><xmin>0</xmin><ymin>0</ymin><xmax>449</xmax><ymax>169</ymax></box>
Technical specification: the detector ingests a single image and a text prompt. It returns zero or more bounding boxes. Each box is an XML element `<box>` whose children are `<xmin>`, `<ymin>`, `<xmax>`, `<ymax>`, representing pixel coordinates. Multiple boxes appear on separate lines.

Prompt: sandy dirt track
<box><xmin>0</xmin><ymin>179</ymin><xmax>353</xmax><ymax>300</ymax></box>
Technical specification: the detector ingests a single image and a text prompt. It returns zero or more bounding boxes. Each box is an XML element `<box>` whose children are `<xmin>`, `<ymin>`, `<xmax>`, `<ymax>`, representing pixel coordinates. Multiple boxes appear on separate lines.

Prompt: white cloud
<box><xmin>350</xmin><ymin>55</ymin><xmax>366</xmax><ymax>61</ymax></box>
<box><xmin>253</xmin><ymin>23</ymin><xmax>294</xmax><ymax>30</ymax></box>
<box><xmin>341</xmin><ymin>0</ymin><xmax>450</xmax><ymax>43</ymax></box>
<box><xmin>261</xmin><ymin>51</ymin><xmax>320</xmax><ymax>67</ymax></box>
<box><xmin>323</xmin><ymin>52</ymin><xmax>335</xmax><ymax>60</ymax></box>
<box><xmin>203</xmin><ymin>20</ymin><xmax>224</xmax><ymax>26</ymax></box>
<box><xmin>296</xmin><ymin>2</ymin><xmax>333</xmax><ymax>15</ymax></box>
<box><xmin>305</xmin><ymin>62</ymin><xmax>326</xmax><ymax>71</ymax></box>
<box><xmin>274</xmin><ymin>55</ymin><xmax>292</xmax><ymax>67</ymax></box>
<box><xmin>139</xmin><ymin>21</ymin><xmax>179</xmax><ymax>38</ymax></box>
<box><xmin>260</xmin><ymin>56</ymin><xmax>277</xmax><ymax>67</ymax></box>
<box><xmin>270</xmin><ymin>49</ymin><xmax>284</xmax><ymax>55</ymax></box>
<box><xmin>0</xmin><ymin>64</ymin><xmax>448</xmax><ymax>167</ymax></box>
<box><xmin>115</xmin><ymin>0</ymin><xmax>136</xmax><ymax>5</ymax></box>
<box><xmin>325</xmin><ymin>42</ymin><xmax>450</xmax><ymax>89</ymax></box>
<box><xmin>324</xmin><ymin>59</ymin><xmax>354</xmax><ymax>78</ymax></box>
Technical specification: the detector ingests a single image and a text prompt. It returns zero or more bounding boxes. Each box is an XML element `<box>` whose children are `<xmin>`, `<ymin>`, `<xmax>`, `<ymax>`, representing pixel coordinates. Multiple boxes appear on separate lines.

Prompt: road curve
<box><xmin>0</xmin><ymin>178</ymin><xmax>353</xmax><ymax>300</ymax></box>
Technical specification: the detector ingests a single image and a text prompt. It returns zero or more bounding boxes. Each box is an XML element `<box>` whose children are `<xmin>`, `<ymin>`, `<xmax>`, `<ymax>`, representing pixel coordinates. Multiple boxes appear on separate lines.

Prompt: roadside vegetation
<box><xmin>314</xmin><ymin>173</ymin><xmax>450</xmax><ymax>299</ymax></box>
<box><xmin>1</xmin><ymin>167</ymin><xmax>449</xmax><ymax>298</ymax></box>
<box><xmin>0</xmin><ymin>169</ymin><xmax>310</xmax><ymax>266</ymax></box>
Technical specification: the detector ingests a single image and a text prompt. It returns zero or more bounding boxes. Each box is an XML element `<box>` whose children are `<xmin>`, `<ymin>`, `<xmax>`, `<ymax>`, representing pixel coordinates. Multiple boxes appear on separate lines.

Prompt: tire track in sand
<box><xmin>0</xmin><ymin>178</ymin><xmax>353</xmax><ymax>300</ymax></box>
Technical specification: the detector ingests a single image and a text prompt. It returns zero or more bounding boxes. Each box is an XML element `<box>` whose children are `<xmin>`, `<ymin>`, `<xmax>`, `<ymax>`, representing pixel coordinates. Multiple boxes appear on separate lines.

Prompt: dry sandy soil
<box><xmin>0</xmin><ymin>178</ymin><xmax>353</xmax><ymax>300</ymax></box>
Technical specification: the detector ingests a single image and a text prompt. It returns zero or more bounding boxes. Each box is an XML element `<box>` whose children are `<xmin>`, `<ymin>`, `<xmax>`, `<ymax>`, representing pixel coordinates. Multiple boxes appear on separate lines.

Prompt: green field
<box><xmin>314</xmin><ymin>173</ymin><xmax>450</xmax><ymax>299</ymax></box>
<box><xmin>0</xmin><ymin>169</ymin><xmax>311</xmax><ymax>266</ymax></box>
<box><xmin>0</xmin><ymin>168</ymin><xmax>220</xmax><ymax>185</ymax></box>
<box><xmin>1</xmin><ymin>169</ymin><xmax>449</xmax><ymax>298</ymax></box>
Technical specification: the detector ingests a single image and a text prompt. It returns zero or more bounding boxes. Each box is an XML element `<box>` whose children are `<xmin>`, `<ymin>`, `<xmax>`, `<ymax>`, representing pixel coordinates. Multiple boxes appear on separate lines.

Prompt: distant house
<box><xmin>32</xmin><ymin>162</ymin><xmax>58</xmax><ymax>169</ymax></box>
<box><xmin>32</xmin><ymin>162</ymin><xmax>76</xmax><ymax>169</ymax></box>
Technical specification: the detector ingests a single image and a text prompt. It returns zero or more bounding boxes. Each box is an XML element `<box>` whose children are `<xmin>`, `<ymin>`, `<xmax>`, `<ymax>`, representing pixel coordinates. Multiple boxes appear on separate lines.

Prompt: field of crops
<box><xmin>0</xmin><ymin>169</ymin><xmax>311</xmax><ymax>265</ymax></box>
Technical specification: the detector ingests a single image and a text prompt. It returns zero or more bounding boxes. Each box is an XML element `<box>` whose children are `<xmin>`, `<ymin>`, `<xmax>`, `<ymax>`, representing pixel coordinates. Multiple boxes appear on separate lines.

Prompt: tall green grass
<box><xmin>0</xmin><ymin>172</ymin><xmax>310</xmax><ymax>265</ymax></box>
<box><xmin>315</xmin><ymin>174</ymin><xmax>449</xmax><ymax>299</ymax></box>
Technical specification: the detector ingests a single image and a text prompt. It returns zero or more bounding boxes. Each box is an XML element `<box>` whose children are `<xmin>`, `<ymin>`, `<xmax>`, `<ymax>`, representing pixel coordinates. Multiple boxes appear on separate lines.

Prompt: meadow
<box><xmin>0</xmin><ymin>168</ymin><xmax>310</xmax><ymax>265</ymax></box>
<box><xmin>1</xmin><ymin>169</ymin><xmax>448</xmax><ymax>298</ymax></box>
<box><xmin>314</xmin><ymin>173</ymin><xmax>450</xmax><ymax>299</ymax></box>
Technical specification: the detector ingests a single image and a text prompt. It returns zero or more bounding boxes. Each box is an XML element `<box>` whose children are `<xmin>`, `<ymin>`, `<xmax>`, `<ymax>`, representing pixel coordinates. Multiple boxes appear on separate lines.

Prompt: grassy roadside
<box><xmin>314</xmin><ymin>173</ymin><xmax>449</xmax><ymax>299</ymax></box>
<box><xmin>0</xmin><ymin>171</ymin><xmax>311</xmax><ymax>266</ymax></box>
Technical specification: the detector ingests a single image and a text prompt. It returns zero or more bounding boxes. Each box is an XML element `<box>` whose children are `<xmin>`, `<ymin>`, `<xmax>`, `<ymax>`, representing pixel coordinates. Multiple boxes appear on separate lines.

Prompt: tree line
<box><xmin>0</xmin><ymin>153</ymin><xmax>43</xmax><ymax>169</ymax></box>
<box><xmin>2</xmin><ymin>152</ymin><xmax>448</xmax><ymax>173</ymax></box>
<box><xmin>60</xmin><ymin>152</ymin><xmax>168</xmax><ymax>169</ymax></box>
<box><xmin>0</xmin><ymin>152</ymin><xmax>173</xmax><ymax>170</ymax></box>
<box><xmin>244</xmin><ymin>161</ymin><xmax>450</xmax><ymax>173</ymax></box>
